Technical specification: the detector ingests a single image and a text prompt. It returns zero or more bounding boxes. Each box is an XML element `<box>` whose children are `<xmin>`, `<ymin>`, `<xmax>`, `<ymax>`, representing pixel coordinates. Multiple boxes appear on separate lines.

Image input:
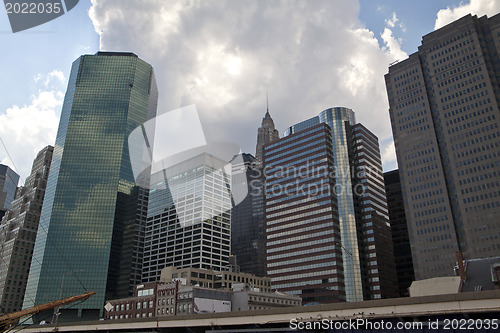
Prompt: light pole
<box><xmin>53</xmin><ymin>269</ymin><xmax>84</xmax><ymax>330</ymax></box>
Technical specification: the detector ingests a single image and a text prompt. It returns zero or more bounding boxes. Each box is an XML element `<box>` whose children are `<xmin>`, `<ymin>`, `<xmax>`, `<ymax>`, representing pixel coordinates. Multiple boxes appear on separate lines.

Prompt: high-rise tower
<box><xmin>142</xmin><ymin>152</ymin><xmax>232</xmax><ymax>282</ymax></box>
<box><xmin>0</xmin><ymin>164</ymin><xmax>19</xmax><ymax>219</ymax></box>
<box><xmin>385</xmin><ymin>14</ymin><xmax>500</xmax><ymax>280</ymax></box>
<box><xmin>266</xmin><ymin>107</ymin><xmax>397</xmax><ymax>303</ymax></box>
<box><xmin>255</xmin><ymin>103</ymin><xmax>280</xmax><ymax>165</ymax></box>
<box><xmin>230</xmin><ymin>153</ymin><xmax>266</xmax><ymax>276</ymax></box>
<box><xmin>0</xmin><ymin>146</ymin><xmax>53</xmax><ymax>314</ymax></box>
<box><xmin>22</xmin><ymin>52</ymin><xmax>158</xmax><ymax>321</ymax></box>
<box><xmin>384</xmin><ymin>170</ymin><xmax>414</xmax><ymax>297</ymax></box>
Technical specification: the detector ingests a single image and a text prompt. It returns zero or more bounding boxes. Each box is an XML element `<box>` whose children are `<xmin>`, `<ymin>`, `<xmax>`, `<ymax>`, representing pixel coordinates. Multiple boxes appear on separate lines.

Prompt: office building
<box><xmin>105</xmin><ymin>266</ymin><xmax>294</xmax><ymax>319</ymax></box>
<box><xmin>230</xmin><ymin>153</ymin><xmax>266</xmax><ymax>276</ymax></box>
<box><xmin>142</xmin><ymin>153</ymin><xmax>232</xmax><ymax>282</ymax></box>
<box><xmin>264</xmin><ymin>123</ymin><xmax>344</xmax><ymax>303</ymax></box>
<box><xmin>160</xmin><ymin>266</ymin><xmax>271</xmax><ymax>292</ymax></box>
<box><xmin>265</xmin><ymin>107</ymin><xmax>397</xmax><ymax>303</ymax></box>
<box><xmin>384</xmin><ymin>170</ymin><xmax>415</xmax><ymax>297</ymax></box>
<box><xmin>0</xmin><ymin>146</ymin><xmax>53</xmax><ymax>314</ymax></box>
<box><xmin>350</xmin><ymin>124</ymin><xmax>398</xmax><ymax>300</ymax></box>
<box><xmin>231</xmin><ymin>288</ymin><xmax>301</xmax><ymax>311</ymax></box>
<box><xmin>0</xmin><ymin>164</ymin><xmax>20</xmax><ymax>219</ymax></box>
<box><xmin>104</xmin><ymin>282</ymin><xmax>160</xmax><ymax>320</ymax></box>
<box><xmin>22</xmin><ymin>52</ymin><xmax>158</xmax><ymax>321</ymax></box>
<box><xmin>385</xmin><ymin>14</ymin><xmax>500</xmax><ymax>280</ymax></box>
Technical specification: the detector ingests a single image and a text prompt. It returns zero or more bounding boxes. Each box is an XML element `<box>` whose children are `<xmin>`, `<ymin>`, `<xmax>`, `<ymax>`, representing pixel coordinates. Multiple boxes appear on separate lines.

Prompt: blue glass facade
<box><xmin>22</xmin><ymin>52</ymin><xmax>158</xmax><ymax>321</ymax></box>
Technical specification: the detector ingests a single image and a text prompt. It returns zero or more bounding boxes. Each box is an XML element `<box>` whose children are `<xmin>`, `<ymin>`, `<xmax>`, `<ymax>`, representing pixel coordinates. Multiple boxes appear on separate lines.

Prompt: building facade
<box><xmin>142</xmin><ymin>153</ymin><xmax>232</xmax><ymax>282</ymax></box>
<box><xmin>105</xmin><ymin>279</ymin><xmax>298</xmax><ymax>319</ymax></box>
<box><xmin>350</xmin><ymin>124</ymin><xmax>398</xmax><ymax>300</ymax></box>
<box><xmin>264</xmin><ymin>123</ymin><xmax>344</xmax><ymax>303</ymax></box>
<box><xmin>22</xmin><ymin>52</ymin><xmax>158</xmax><ymax>321</ymax></box>
<box><xmin>0</xmin><ymin>164</ymin><xmax>20</xmax><ymax>219</ymax></box>
<box><xmin>266</xmin><ymin>107</ymin><xmax>397</xmax><ymax>303</ymax></box>
<box><xmin>385</xmin><ymin>14</ymin><xmax>500</xmax><ymax>280</ymax></box>
<box><xmin>0</xmin><ymin>146</ymin><xmax>53</xmax><ymax>314</ymax></box>
<box><xmin>255</xmin><ymin>110</ymin><xmax>280</xmax><ymax>165</ymax></box>
<box><xmin>230</xmin><ymin>153</ymin><xmax>266</xmax><ymax>276</ymax></box>
<box><xmin>384</xmin><ymin>170</ymin><xmax>415</xmax><ymax>297</ymax></box>
<box><xmin>104</xmin><ymin>282</ymin><xmax>160</xmax><ymax>320</ymax></box>
<box><xmin>159</xmin><ymin>266</ymin><xmax>271</xmax><ymax>293</ymax></box>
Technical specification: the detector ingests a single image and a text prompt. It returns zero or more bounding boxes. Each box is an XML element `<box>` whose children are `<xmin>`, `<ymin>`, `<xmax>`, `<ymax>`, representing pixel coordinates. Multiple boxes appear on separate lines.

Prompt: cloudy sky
<box><xmin>1</xmin><ymin>0</ymin><xmax>499</xmax><ymax>181</ymax></box>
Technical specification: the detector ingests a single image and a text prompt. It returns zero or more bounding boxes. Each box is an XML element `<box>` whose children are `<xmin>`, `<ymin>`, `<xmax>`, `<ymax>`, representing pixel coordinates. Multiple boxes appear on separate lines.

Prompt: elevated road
<box><xmin>20</xmin><ymin>290</ymin><xmax>500</xmax><ymax>332</ymax></box>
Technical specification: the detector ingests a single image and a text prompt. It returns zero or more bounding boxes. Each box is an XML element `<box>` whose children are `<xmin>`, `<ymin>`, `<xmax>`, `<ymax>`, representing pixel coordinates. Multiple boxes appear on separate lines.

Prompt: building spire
<box><xmin>265</xmin><ymin>91</ymin><xmax>270</xmax><ymax>117</ymax></box>
<box><xmin>256</xmin><ymin>93</ymin><xmax>279</xmax><ymax>165</ymax></box>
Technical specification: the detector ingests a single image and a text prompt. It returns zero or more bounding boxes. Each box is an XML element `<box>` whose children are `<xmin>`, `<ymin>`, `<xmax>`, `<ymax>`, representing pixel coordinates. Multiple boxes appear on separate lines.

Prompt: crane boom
<box><xmin>0</xmin><ymin>291</ymin><xmax>96</xmax><ymax>332</ymax></box>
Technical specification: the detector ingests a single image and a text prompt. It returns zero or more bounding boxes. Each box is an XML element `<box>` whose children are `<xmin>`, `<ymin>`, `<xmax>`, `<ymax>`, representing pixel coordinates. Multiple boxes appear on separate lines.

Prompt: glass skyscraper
<box><xmin>284</xmin><ymin>108</ymin><xmax>363</xmax><ymax>302</ymax></box>
<box><xmin>230</xmin><ymin>153</ymin><xmax>266</xmax><ymax>277</ymax></box>
<box><xmin>271</xmin><ymin>107</ymin><xmax>397</xmax><ymax>302</ymax></box>
<box><xmin>264</xmin><ymin>123</ymin><xmax>344</xmax><ymax>303</ymax></box>
<box><xmin>22</xmin><ymin>52</ymin><xmax>158</xmax><ymax>321</ymax></box>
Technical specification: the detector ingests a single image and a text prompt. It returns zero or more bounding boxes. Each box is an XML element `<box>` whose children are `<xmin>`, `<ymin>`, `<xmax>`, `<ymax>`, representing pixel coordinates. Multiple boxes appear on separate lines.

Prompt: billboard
<box><xmin>193</xmin><ymin>297</ymin><xmax>231</xmax><ymax>313</ymax></box>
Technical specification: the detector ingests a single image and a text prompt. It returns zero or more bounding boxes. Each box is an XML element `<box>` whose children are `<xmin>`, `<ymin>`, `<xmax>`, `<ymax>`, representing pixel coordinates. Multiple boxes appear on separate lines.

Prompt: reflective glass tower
<box><xmin>231</xmin><ymin>153</ymin><xmax>266</xmax><ymax>277</ymax></box>
<box><xmin>279</xmin><ymin>107</ymin><xmax>397</xmax><ymax>302</ymax></box>
<box><xmin>22</xmin><ymin>52</ymin><xmax>158</xmax><ymax>321</ymax></box>
<box><xmin>284</xmin><ymin>108</ymin><xmax>363</xmax><ymax>302</ymax></box>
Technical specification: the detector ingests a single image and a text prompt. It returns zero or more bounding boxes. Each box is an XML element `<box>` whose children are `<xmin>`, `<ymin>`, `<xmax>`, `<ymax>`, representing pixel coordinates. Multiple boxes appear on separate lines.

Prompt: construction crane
<box><xmin>0</xmin><ymin>291</ymin><xmax>96</xmax><ymax>333</ymax></box>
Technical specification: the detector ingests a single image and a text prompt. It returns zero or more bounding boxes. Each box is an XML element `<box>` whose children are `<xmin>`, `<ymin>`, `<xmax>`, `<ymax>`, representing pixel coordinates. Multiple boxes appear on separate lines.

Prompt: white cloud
<box><xmin>88</xmin><ymin>0</ymin><xmax>410</xmax><ymax>171</ymax></box>
<box><xmin>435</xmin><ymin>0</ymin><xmax>500</xmax><ymax>29</ymax></box>
<box><xmin>381</xmin><ymin>28</ymin><xmax>408</xmax><ymax>63</ymax></box>
<box><xmin>385</xmin><ymin>12</ymin><xmax>406</xmax><ymax>32</ymax></box>
<box><xmin>0</xmin><ymin>72</ymin><xmax>64</xmax><ymax>180</ymax></box>
<box><xmin>385</xmin><ymin>12</ymin><xmax>398</xmax><ymax>28</ymax></box>
<box><xmin>381</xmin><ymin>140</ymin><xmax>397</xmax><ymax>171</ymax></box>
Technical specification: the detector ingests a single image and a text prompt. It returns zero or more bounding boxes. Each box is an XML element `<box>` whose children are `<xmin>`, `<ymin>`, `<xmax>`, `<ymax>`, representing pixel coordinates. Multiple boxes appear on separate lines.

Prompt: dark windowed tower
<box><xmin>385</xmin><ymin>14</ymin><xmax>500</xmax><ymax>280</ymax></box>
<box><xmin>230</xmin><ymin>153</ymin><xmax>266</xmax><ymax>276</ymax></box>
<box><xmin>0</xmin><ymin>146</ymin><xmax>53</xmax><ymax>314</ymax></box>
<box><xmin>384</xmin><ymin>170</ymin><xmax>414</xmax><ymax>297</ymax></box>
<box><xmin>22</xmin><ymin>52</ymin><xmax>158</xmax><ymax>321</ymax></box>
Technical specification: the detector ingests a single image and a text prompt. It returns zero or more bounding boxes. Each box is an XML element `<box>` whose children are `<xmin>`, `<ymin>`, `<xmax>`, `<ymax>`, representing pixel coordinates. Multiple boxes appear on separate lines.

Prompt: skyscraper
<box><xmin>0</xmin><ymin>146</ymin><xmax>53</xmax><ymax>314</ymax></box>
<box><xmin>256</xmin><ymin>110</ymin><xmax>279</xmax><ymax>165</ymax></box>
<box><xmin>264</xmin><ymin>123</ymin><xmax>343</xmax><ymax>303</ymax></box>
<box><xmin>384</xmin><ymin>170</ymin><xmax>414</xmax><ymax>297</ymax></box>
<box><xmin>385</xmin><ymin>14</ymin><xmax>500</xmax><ymax>280</ymax></box>
<box><xmin>23</xmin><ymin>52</ymin><xmax>158</xmax><ymax>321</ymax></box>
<box><xmin>142</xmin><ymin>152</ymin><xmax>232</xmax><ymax>282</ymax></box>
<box><xmin>265</xmin><ymin>107</ymin><xmax>397</xmax><ymax>303</ymax></box>
<box><xmin>0</xmin><ymin>164</ymin><xmax>20</xmax><ymax>219</ymax></box>
<box><xmin>230</xmin><ymin>153</ymin><xmax>266</xmax><ymax>276</ymax></box>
